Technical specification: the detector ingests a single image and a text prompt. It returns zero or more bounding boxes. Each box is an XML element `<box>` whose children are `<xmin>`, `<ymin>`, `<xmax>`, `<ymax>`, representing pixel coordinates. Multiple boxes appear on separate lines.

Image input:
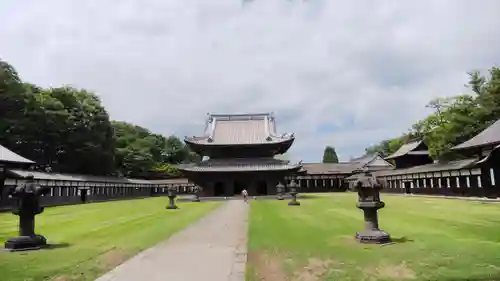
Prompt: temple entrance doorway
<box><xmin>214</xmin><ymin>182</ymin><xmax>225</xmax><ymax>196</ymax></box>
<box><xmin>80</xmin><ymin>189</ymin><xmax>87</xmax><ymax>203</ymax></box>
<box><xmin>233</xmin><ymin>181</ymin><xmax>246</xmax><ymax>196</ymax></box>
<box><xmin>404</xmin><ymin>182</ymin><xmax>411</xmax><ymax>194</ymax></box>
<box><xmin>256</xmin><ymin>181</ymin><xmax>267</xmax><ymax>195</ymax></box>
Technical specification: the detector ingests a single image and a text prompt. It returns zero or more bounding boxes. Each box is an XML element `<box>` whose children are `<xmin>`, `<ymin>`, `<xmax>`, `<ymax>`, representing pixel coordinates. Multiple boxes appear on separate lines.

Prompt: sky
<box><xmin>1</xmin><ymin>0</ymin><xmax>500</xmax><ymax>163</ymax></box>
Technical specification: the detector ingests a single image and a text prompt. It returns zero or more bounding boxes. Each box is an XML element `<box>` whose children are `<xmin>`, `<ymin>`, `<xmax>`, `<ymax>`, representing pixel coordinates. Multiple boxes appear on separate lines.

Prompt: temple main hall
<box><xmin>178</xmin><ymin>113</ymin><xmax>302</xmax><ymax>197</ymax></box>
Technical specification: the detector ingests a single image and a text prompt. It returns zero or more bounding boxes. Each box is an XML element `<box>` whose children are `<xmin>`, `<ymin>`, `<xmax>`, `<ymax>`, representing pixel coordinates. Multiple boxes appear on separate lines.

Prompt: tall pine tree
<box><xmin>322</xmin><ymin>146</ymin><xmax>339</xmax><ymax>163</ymax></box>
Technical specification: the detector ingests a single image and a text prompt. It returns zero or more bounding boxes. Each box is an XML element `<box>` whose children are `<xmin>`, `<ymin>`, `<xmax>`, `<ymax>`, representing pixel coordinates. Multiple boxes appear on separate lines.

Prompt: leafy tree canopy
<box><xmin>0</xmin><ymin>59</ymin><xmax>198</xmax><ymax>178</ymax></box>
<box><xmin>365</xmin><ymin>67</ymin><xmax>500</xmax><ymax>162</ymax></box>
<box><xmin>322</xmin><ymin>146</ymin><xmax>339</xmax><ymax>163</ymax></box>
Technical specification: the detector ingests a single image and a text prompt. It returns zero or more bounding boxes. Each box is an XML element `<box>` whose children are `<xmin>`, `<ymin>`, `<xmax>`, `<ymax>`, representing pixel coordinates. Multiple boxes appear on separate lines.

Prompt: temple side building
<box><xmin>384</xmin><ymin>139</ymin><xmax>433</xmax><ymax>169</ymax></box>
<box><xmin>0</xmin><ymin>144</ymin><xmax>36</xmax><ymax>202</ymax></box>
<box><xmin>373</xmin><ymin>119</ymin><xmax>500</xmax><ymax>197</ymax></box>
<box><xmin>179</xmin><ymin>113</ymin><xmax>302</xmax><ymax>197</ymax></box>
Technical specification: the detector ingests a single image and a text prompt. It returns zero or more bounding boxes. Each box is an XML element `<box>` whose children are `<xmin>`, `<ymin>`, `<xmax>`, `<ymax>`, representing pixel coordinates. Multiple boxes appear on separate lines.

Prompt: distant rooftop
<box><xmin>185</xmin><ymin>112</ymin><xmax>294</xmax><ymax>145</ymax></box>
<box><xmin>453</xmin><ymin>119</ymin><xmax>500</xmax><ymax>150</ymax></box>
<box><xmin>385</xmin><ymin>140</ymin><xmax>428</xmax><ymax>160</ymax></box>
<box><xmin>0</xmin><ymin>144</ymin><xmax>35</xmax><ymax>165</ymax></box>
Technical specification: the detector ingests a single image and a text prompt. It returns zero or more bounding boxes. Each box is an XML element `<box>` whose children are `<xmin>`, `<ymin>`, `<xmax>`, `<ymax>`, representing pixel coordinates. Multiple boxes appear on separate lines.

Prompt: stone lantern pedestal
<box><xmin>166</xmin><ymin>187</ymin><xmax>179</xmax><ymax>209</ymax></box>
<box><xmin>192</xmin><ymin>186</ymin><xmax>201</xmax><ymax>202</ymax></box>
<box><xmin>352</xmin><ymin>169</ymin><xmax>391</xmax><ymax>244</ymax></box>
<box><xmin>355</xmin><ymin>201</ymin><xmax>391</xmax><ymax>244</ymax></box>
<box><xmin>5</xmin><ymin>175</ymin><xmax>50</xmax><ymax>251</ymax></box>
<box><xmin>276</xmin><ymin>182</ymin><xmax>284</xmax><ymax>200</ymax></box>
<box><xmin>288</xmin><ymin>180</ymin><xmax>300</xmax><ymax>206</ymax></box>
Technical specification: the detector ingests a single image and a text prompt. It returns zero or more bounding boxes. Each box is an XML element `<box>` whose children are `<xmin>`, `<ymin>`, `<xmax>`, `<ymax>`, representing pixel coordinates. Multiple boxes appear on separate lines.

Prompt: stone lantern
<box><xmin>192</xmin><ymin>185</ymin><xmax>201</xmax><ymax>202</ymax></box>
<box><xmin>288</xmin><ymin>180</ymin><xmax>300</xmax><ymax>206</ymax></box>
<box><xmin>276</xmin><ymin>182</ymin><xmax>285</xmax><ymax>200</ymax></box>
<box><xmin>5</xmin><ymin>175</ymin><xmax>50</xmax><ymax>251</ymax></box>
<box><xmin>351</xmin><ymin>168</ymin><xmax>391</xmax><ymax>244</ymax></box>
<box><xmin>166</xmin><ymin>186</ymin><xmax>179</xmax><ymax>209</ymax></box>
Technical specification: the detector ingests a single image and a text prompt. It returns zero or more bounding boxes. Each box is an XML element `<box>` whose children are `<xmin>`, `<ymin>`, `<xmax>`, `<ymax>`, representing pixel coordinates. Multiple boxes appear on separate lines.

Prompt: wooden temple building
<box><xmin>2</xmin><ymin>114</ymin><xmax>500</xmax><ymax>210</ymax></box>
<box><xmin>290</xmin><ymin>154</ymin><xmax>393</xmax><ymax>192</ymax></box>
<box><xmin>0</xmin><ymin>144</ymin><xmax>36</xmax><ymax>199</ymax></box>
<box><xmin>291</xmin><ymin>118</ymin><xmax>500</xmax><ymax>198</ymax></box>
<box><xmin>384</xmin><ymin>139</ymin><xmax>433</xmax><ymax>169</ymax></box>
<box><xmin>178</xmin><ymin>113</ymin><xmax>302</xmax><ymax>197</ymax></box>
<box><xmin>372</xmin><ymin>119</ymin><xmax>500</xmax><ymax>197</ymax></box>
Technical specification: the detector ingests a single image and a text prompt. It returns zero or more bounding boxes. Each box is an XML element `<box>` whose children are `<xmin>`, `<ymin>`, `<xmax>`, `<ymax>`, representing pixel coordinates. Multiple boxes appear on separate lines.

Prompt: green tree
<box><xmin>322</xmin><ymin>146</ymin><xmax>339</xmax><ymax>163</ymax></box>
<box><xmin>112</xmin><ymin>121</ymin><xmax>193</xmax><ymax>178</ymax></box>
<box><xmin>0</xmin><ymin>58</ymin><xmax>196</xmax><ymax>178</ymax></box>
<box><xmin>365</xmin><ymin>66</ymin><xmax>500</xmax><ymax>162</ymax></box>
<box><xmin>0</xmin><ymin>60</ymin><xmax>38</xmax><ymax>158</ymax></box>
<box><xmin>43</xmin><ymin>87</ymin><xmax>116</xmax><ymax>175</ymax></box>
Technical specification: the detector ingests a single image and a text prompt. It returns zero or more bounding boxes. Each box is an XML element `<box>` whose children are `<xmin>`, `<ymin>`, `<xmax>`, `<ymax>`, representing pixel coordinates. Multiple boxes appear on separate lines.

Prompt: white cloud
<box><xmin>1</xmin><ymin>0</ymin><xmax>499</xmax><ymax>162</ymax></box>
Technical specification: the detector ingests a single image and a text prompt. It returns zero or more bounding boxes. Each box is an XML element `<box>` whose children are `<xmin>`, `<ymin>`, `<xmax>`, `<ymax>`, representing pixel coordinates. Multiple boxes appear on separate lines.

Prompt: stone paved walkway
<box><xmin>95</xmin><ymin>200</ymin><xmax>249</xmax><ymax>281</ymax></box>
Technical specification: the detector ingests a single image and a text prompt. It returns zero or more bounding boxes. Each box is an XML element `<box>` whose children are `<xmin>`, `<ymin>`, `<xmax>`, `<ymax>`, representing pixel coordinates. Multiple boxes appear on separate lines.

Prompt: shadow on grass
<box><xmin>441</xmin><ymin>275</ymin><xmax>500</xmax><ymax>281</ymax></box>
<box><xmin>297</xmin><ymin>194</ymin><xmax>322</xmax><ymax>199</ymax></box>
<box><xmin>43</xmin><ymin>242</ymin><xmax>71</xmax><ymax>250</ymax></box>
<box><xmin>390</xmin><ymin>236</ymin><xmax>414</xmax><ymax>244</ymax></box>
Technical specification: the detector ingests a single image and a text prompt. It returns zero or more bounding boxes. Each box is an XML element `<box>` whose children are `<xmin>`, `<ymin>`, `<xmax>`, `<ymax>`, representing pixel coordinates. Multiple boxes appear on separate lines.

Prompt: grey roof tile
<box><xmin>0</xmin><ymin>145</ymin><xmax>35</xmax><ymax>164</ymax></box>
<box><xmin>385</xmin><ymin>140</ymin><xmax>424</xmax><ymax>160</ymax></box>
<box><xmin>178</xmin><ymin>157</ymin><xmax>301</xmax><ymax>172</ymax></box>
<box><xmin>7</xmin><ymin>169</ymin><xmax>151</xmax><ymax>184</ymax></box>
<box><xmin>374</xmin><ymin>158</ymin><xmax>478</xmax><ymax>176</ymax></box>
<box><xmin>301</xmin><ymin>154</ymin><xmax>393</xmax><ymax>175</ymax></box>
<box><xmin>349</xmin><ymin>153</ymin><xmax>393</xmax><ymax>167</ymax></box>
<box><xmin>300</xmin><ymin>163</ymin><xmax>359</xmax><ymax>174</ymax></box>
<box><xmin>148</xmin><ymin>178</ymin><xmax>190</xmax><ymax>185</ymax></box>
<box><xmin>349</xmin><ymin>154</ymin><xmax>376</xmax><ymax>164</ymax></box>
<box><xmin>453</xmin><ymin>119</ymin><xmax>500</xmax><ymax>150</ymax></box>
<box><xmin>186</xmin><ymin>113</ymin><xmax>294</xmax><ymax>145</ymax></box>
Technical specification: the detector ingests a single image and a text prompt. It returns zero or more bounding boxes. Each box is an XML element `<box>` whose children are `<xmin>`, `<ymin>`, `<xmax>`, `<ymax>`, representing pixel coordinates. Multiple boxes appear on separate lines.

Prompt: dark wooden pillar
<box><xmin>481</xmin><ymin>167</ymin><xmax>494</xmax><ymax>198</ymax></box>
<box><xmin>0</xmin><ymin>165</ymin><xmax>6</xmax><ymax>204</ymax></box>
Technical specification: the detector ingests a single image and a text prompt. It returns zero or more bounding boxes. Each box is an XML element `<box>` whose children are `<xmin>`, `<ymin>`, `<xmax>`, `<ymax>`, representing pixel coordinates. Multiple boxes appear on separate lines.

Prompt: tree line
<box><xmin>0</xmin><ymin>59</ymin><xmax>198</xmax><ymax>178</ymax></box>
<box><xmin>365</xmin><ymin>66</ymin><xmax>500</xmax><ymax>161</ymax></box>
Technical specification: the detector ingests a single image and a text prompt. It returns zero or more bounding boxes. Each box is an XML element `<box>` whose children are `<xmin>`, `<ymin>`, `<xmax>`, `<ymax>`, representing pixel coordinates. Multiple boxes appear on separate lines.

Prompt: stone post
<box><xmin>0</xmin><ymin>164</ymin><xmax>5</xmax><ymax>202</ymax></box>
<box><xmin>192</xmin><ymin>186</ymin><xmax>201</xmax><ymax>202</ymax></box>
<box><xmin>166</xmin><ymin>186</ymin><xmax>179</xmax><ymax>209</ymax></box>
<box><xmin>5</xmin><ymin>175</ymin><xmax>50</xmax><ymax>251</ymax></box>
<box><xmin>288</xmin><ymin>180</ymin><xmax>300</xmax><ymax>206</ymax></box>
<box><xmin>276</xmin><ymin>182</ymin><xmax>284</xmax><ymax>200</ymax></box>
<box><xmin>351</xmin><ymin>169</ymin><xmax>390</xmax><ymax>244</ymax></box>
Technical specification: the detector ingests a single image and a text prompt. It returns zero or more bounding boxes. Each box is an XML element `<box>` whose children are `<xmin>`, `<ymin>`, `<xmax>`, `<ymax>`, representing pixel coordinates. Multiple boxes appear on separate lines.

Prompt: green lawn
<box><xmin>248</xmin><ymin>193</ymin><xmax>500</xmax><ymax>281</ymax></box>
<box><xmin>0</xmin><ymin>198</ymin><xmax>220</xmax><ymax>281</ymax></box>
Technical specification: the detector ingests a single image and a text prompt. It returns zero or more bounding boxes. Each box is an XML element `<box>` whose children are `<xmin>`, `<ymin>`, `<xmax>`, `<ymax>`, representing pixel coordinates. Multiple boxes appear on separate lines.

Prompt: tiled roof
<box><xmin>349</xmin><ymin>153</ymin><xmax>393</xmax><ymax>168</ymax></box>
<box><xmin>178</xmin><ymin>157</ymin><xmax>301</xmax><ymax>172</ymax></box>
<box><xmin>0</xmin><ymin>145</ymin><xmax>35</xmax><ymax>165</ymax></box>
<box><xmin>349</xmin><ymin>154</ymin><xmax>375</xmax><ymax>164</ymax></box>
<box><xmin>374</xmin><ymin>158</ymin><xmax>478</xmax><ymax>176</ymax></box>
<box><xmin>7</xmin><ymin>169</ymin><xmax>151</xmax><ymax>184</ymax></box>
<box><xmin>453</xmin><ymin>119</ymin><xmax>500</xmax><ymax>150</ymax></box>
<box><xmin>300</xmin><ymin>154</ymin><xmax>393</xmax><ymax>175</ymax></box>
<box><xmin>185</xmin><ymin>113</ymin><xmax>294</xmax><ymax>145</ymax></box>
<box><xmin>148</xmin><ymin>178</ymin><xmax>191</xmax><ymax>185</ymax></box>
<box><xmin>300</xmin><ymin>163</ymin><xmax>359</xmax><ymax>174</ymax></box>
<box><xmin>385</xmin><ymin>140</ymin><xmax>425</xmax><ymax>160</ymax></box>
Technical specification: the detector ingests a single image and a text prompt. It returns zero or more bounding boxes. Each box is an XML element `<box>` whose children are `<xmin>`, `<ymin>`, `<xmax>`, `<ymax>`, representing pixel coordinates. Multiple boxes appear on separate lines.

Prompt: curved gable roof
<box><xmin>453</xmin><ymin>119</ymin><xmax>500</xmax><ymax>150</ymax></box>
<box><xmin>0</xmin><ymin>145</ymin><xmax>35</xmax><ymax>165</ymax></box>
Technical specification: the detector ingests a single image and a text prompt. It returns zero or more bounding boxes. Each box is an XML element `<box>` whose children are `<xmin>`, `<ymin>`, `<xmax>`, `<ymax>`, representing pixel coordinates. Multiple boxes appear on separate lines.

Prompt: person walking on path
<box><xmin>241</xmin><ymin>189</ymin><xmax>248</xmax><ymax>203</ymax></box>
